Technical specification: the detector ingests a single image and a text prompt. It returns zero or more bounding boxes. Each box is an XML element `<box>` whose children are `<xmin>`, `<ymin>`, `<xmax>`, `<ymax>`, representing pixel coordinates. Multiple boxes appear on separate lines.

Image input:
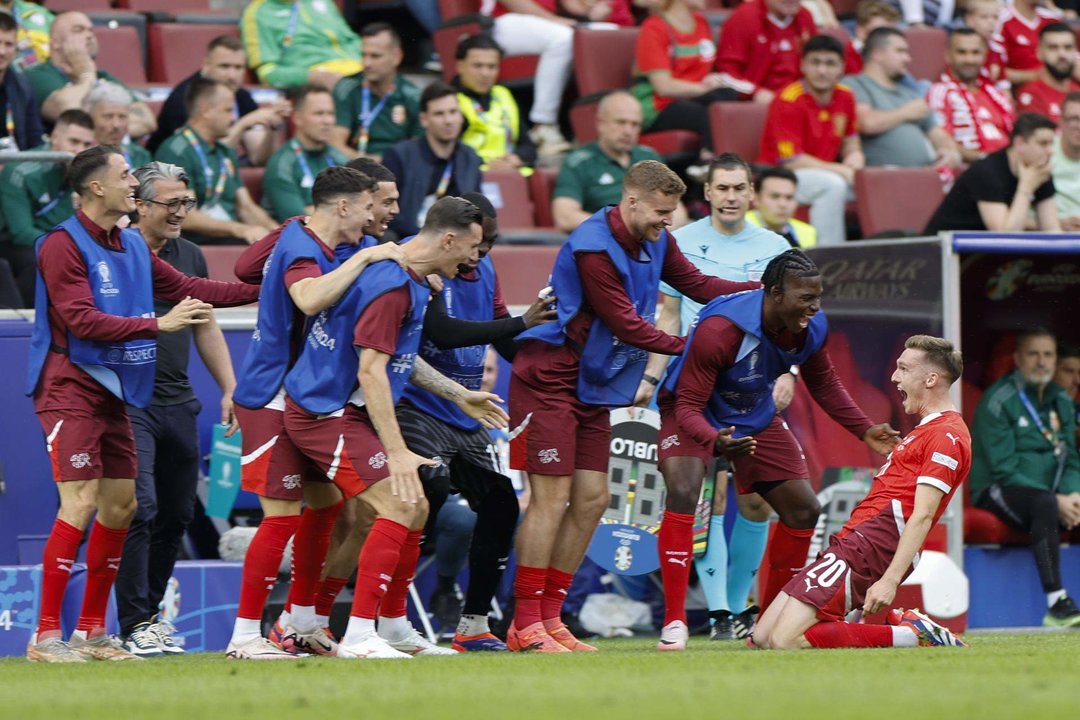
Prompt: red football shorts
<box><xmin>283</xmin><ymin>398</ymin><xmax>389</xmax><ymax>499</ymax></box>
<box><xmin>37</xmin><ymin>408</ymin><xmax>137</xmax><ymax>482</ymax></box>
<box><xmin>236</xmin><ymin>403</ymin><xmax>328</xmax><ymax>501</ymax></box>
<box><xmin>508</xmin><ymin>372</ymin><xmax>610</xmax><ymax>476</ymax></box>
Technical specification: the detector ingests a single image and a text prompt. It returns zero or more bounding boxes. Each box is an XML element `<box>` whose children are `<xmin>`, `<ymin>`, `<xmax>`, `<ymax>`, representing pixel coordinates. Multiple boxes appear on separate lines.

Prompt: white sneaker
<box><xmin>226</xmin><ymin>636</ymin><xmax>306</xmax><ymax>660</ymax></box>
<box><xmin>148</xmin><ymin>618</ymin><xmax>184</xmax><ymax>655</ymax></box>
<box><xmin>382</xmin><ymin>625</ymin><xmax>459</xmax><ymax>656</ymax></box>
<box><xmin>338</xmin><ymin>632</ymin><xmax>413</xmax><ymax>659</ymax></box>
<box><xmin>529</xmin><ymin>124</ymin><xmax>572</xmax><ymax>156</ymax></box>
<box><xmin>26</xmin><ymin>633</ymin><xmax>87</xmax><ymax>663</ymax></box>
<box><xmin>276</xmin><ymin>624</ymin><xmax>339</xmax><ymax>657</ymax></box>
<box><xmin>123</xmin><ymin>622</ymin><xmax>165</xmax><ymax>657</ymax></box>
<box><xmin>69</xmin><ymin>630</ymin><xmax>143</xmax><ymax>661</ymax></box>
<box><xmin>656</xmin><ymin>620</ymin><xmax>689</xmax><ymax>651</ymax></box>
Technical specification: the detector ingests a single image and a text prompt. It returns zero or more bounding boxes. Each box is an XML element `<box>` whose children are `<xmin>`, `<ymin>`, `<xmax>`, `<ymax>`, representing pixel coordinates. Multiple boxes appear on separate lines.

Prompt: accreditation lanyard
<box><xmin>1016</xmin><ymin>382</ymin><xmax>1068</xmax><ymax>490</ymax></box>
<box><xmin>357</xmin><ymin>82</ymin><xmax>393</xmax><ymax>155</ymax></box>
<box><xmin>434</xmin><ymin>158</ymin><xmax>454</xmax><ymax>198</ymax></box>
<box><xmin>291</xmin><ymin>139</ymin><xmax>334</xmax><ymax>188</ymax></box>
<box><xmin>283</xmin><ymin>1</ymin><xmax>301</xmax><ymax>49</ymax></box>
<box><xmin>183</xmin><ymin>129</ymin><xmax>229</xmax><ymax>205</ymax></box>
<box><xmin>471</xmin><ymin>96</ymin><xmax>514</xmax><ymax>152</ymax></box>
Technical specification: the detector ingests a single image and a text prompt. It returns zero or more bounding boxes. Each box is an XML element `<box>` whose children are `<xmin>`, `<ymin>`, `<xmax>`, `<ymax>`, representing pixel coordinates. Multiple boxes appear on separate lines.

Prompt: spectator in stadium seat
<box><xmin>241</xmin><ymin>0</ymin><xmax>362</xmax><ymax>90</ymax></box>
<box><xmin>757</xmin><ymin>35</ymin><xmax>862</xmax><ymax>246</ymax></box>
<box><xmin>482</xmin><ymin>1</ymin><xmax>573</xmax><ymax>156</ymax></box>
<box><xmin>746</xmin><ymin>166</ymin><xmax>818</xmax><ymax>248</ymax></box>
<box><xmin>454</xmin><ymin>33</ymin><xmax>536</xmax><ymax>176</ymax></box>
<box><xmin>1014</xmin><ymin>23</ymin><xmax>1080</xmax><ymax>125</ymax></box>
<box><xmin>83</xmin><ymin>82</ymin><xmax>152</xmax><ymax>169</ymax></box>
<box><xmin>330</xmin><ymin>23</ymin><xmax>421</xmax><ymax>161</ymax></box>
<box><xmin>924</xmin><ymin>112</ymin><xmax>1059</xmax><ymax>233</ymax></box>
<box><xmin>844</xmin><ymin>1</ymin><xmax>901</xmax><ymax>75</ymax></box>
<box><xmin>25</xmin><ymin>12</ymin><xmax>156</xmax><ymax>139</ymax></box>
<box><xmin>148</xmin><ymin>35</ymin><xmax>289</xmax><ymax>166</ymax></box>
<box><xmin>961</xmin><ymin>0</ymin><xmax>1008</xmax><ymax>87</ymax></box>
<box><xmin>0</xmin><ymin>10</ymin><xmax>43</xmax><ymax>151</ymax></box>
<box><xmin>716</xmin><ymin>0</ymin><xmax>818</xmax><ymax>103</ymax></box>
<box><xmin>995</xmin><ymin>0</ymin><xmax>1061</xmax><ymax>86</ymax></box>
<box><xmin>970</xmin><ymin>328</ymin><xmax>1080</xmax><ymax>628</ymax></box>
<box><xmin>1054</xmin><ymin>343</ymin><xmax>1080</xmax><ymax>448</ymax></box>
<box><xmin>1053</xmin><ymin>92</ymin><xmax>1080</xmax><ymax>230</ymax></box>
<box><xmin>927</xmin><ymin>28</ymin><xmax>1015</xmax><ymax>164</ymax></box>
<box><xmin>844</xmin><ymin>28</ymin><xmax>961</xmax><ymax>169</ymax></box>
<box><xmin>553</xmin><ymin>90</ymin><xmax>687</xmax><ymax>234</ymax></box>
<box><xmin>383</xmin><ymin>82</ymin><xmax>482</xmax><ymax>241</ymax></box>
<box><xmin>262</xmin><ymin>84</ymin><xmax>348</xmax><ymax>223</ymax></box>
<box><xmin>0</xmin><ymin>0</ymin><xmax>52</xmax><ymax>70</ymax></box>
<box><xmin>154</xmin><ymin>77</ymin><xmax>279</xmax><ymax>245</ymax></box>
<box><xmin>115</xmin><ymin>162</ymin><xmax>239</xmax><ymax>657</ymax></box>
<box><xmin>0</xmin><ymin>109</ymin><xmax>95</xmax><ymax>306</ymax></box>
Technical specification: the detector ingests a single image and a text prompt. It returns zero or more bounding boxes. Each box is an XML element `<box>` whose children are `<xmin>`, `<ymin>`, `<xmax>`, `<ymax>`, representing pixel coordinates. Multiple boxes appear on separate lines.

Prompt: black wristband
<box><xmin>643</xmin><ymin>373</ymin><xmax>660</xmax><ymax>386</ymax></box>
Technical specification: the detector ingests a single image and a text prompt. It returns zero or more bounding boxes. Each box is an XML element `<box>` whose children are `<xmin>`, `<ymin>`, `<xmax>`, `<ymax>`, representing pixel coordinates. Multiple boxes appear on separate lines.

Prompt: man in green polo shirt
<box><xmin>83</xmin><ymin>81</ymin><xmax>152</xmax><ymax>169</ymax></box>
<box><xmin>330</xmin><ymin>22</ymin><xmax>420</xmax><ymax>161</ymax></box>
<box><xmin>263</xmin><ymin>84</ymin><xmax>349</xmax><ymax>222</ymax></box>
<box><xmin>0</xmin><ymin>109</ymin><xmax>95</xmax><ymax>305</ymax></box>
<box><xmin>1</xmin><ymin>0</ymin><xmax>53</xmax><ymax>70</ymax></box>
<box><xmin>155</xmin><ymin>77</ymin><xmax>278</xmax><ymax>245</ymax></box>
<box><xmin>24</xmin><ymin>11</ymin><xmax>155</xmax><ymax>138</ymax></box>
<box><xmin>552</xmin><ymin>89</ymin><xmax>686</xmax><ymax>233</ymax></box>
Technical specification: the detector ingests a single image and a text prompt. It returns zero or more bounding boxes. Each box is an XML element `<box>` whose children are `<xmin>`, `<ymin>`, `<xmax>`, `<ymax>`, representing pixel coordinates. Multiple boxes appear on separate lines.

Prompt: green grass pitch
<box><xmin>4</xmin><ymin>633</ymin><xmax>1079</xmax><ymax>720</ymax></box>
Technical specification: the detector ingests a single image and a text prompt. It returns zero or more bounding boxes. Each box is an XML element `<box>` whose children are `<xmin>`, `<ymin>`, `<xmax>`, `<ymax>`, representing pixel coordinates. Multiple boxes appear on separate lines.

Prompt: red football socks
<box><xmin>512</xmin><ymin>565</ymin><xmax>547</xmax><ymax>629</ymax></box>
<box><xmin>760</xmin><ymin>523</ymin><xmax>814</xmax><ymax>611</ymax></box>
<box><xmin>315</xmin><ymin>576</ymin><xmax>350</xmax><ymax>618</ymax></box>
<box><xmin>380</xmin><ymin>529</ymin><xmax>423</xmax><ymax>619</ymax></box>
<box><xmin>37</xmin><ymin>519</ymin><xmax>85</xmax><ymax>637</ymax></box>
<box><xmin>541</xmin><ymin>568</ymin><xmax>574</xmax><ymax>628</ymax></box>
<box><xmin>351</xmin><ymin>518</ymin><xmax>408</xmax><ymax>620</ymax></box>
<box><xmin>76</xmin><ymin>521</ymin><xmax>128</xmax><ymax>635</ymax></box>
<box><xmin>237</xmin><ymin>515</ymin><xmax>300</xmax><ymax>620</ymax></box>
<box><xmin>658</xmin><ymin>511</ymin><xmax>695</xmax><ymax>625</ymax></box>
<box><xmin>287</xmin><ymin>501</ymin><xmax>343</xmax><ymax>609</ymax></box>
<box><xmin>804</xmin><ymin>621</ymin><xmax>894</xmax><ymax>648</ymax></box>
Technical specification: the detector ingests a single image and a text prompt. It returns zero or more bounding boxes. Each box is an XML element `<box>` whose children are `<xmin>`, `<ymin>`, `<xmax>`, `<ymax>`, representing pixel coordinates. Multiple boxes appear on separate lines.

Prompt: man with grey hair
<box><xmin>113</xmin><ymin>161</ymin><xmax>242</xmax><ymax>656</ymax></box>
<box><xmin>83</xmin><ymin>81</ymin><xmax>151</xmax><ymax>168</ymax></box>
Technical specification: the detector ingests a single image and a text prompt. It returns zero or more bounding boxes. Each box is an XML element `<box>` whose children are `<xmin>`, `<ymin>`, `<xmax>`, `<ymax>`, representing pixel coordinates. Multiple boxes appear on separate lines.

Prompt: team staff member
<box><xmin>653</xmin><ymin>250</ymin><xmax>899</xmax><ymax>650</ymax></box>
<box><xmin>506</xmin><ymin>161</ymin><xmax>758</xmax><ymax>653</ymax></box>
<box><xmin>24</xmin><ymin>145</ymin><xmax>259</xmax><ymax>663</ymax></box>
<box><xmin>225</xmin><ymin>167</ymin><xmax>404</xmax><ymax>661</ymax></box>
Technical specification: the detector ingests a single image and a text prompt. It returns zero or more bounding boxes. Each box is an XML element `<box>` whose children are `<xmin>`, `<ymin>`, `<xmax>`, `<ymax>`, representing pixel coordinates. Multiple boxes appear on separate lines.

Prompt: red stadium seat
<box><xmin>147</xmin><ymin>23</ymin><xmax>240</xmax><ymax>85</ymax></box>
<box><xmin>906</xmin><ymin>26</ymin><xmax>947</xmax><ymax>81</ymax></box>
<box><xmin>487</xmin><ymin>245</ymin><xmax>558</xmax><ymax>306</ymax></box>
<box><xmin>94</xmin><ymin>26</ymin><xmax>147</xmax><ymax>86</ymax></box>
<box><xmin>708</xmin><ymin>102</ymin><xmax>768</xmax><ymax>160</ymax></box>
<box><xmin>437</xmin><ymin>0</ymin><xmax>481</xmax><ymax>18</ymax></box>
<box><xmin>573</xmin><ymin>27</ymin><xmax>639</xmax><ymax>97</ymax></box>
<box><xmin>529</xmin><ymin>166</ymin><xmax>559</xmax><ymax>229</ymax></box>
<box><xmin>240</xmin><ymin>167</ymin><xmax>264</xmax><ymax>207</ymax></box>
<box><xmin>854</xmin><ymin>167</ymin><xmax>947</xmax><ymax>237</ymax></box>
<box><xmin>482</xmin><ymin>169</ymin><xmax>535</xmax><ymax>231</ymax></box>
<box><xmin>200</xmin><ymin>245</ymin><xmax>246</xmax><ymax>282</ymax></box>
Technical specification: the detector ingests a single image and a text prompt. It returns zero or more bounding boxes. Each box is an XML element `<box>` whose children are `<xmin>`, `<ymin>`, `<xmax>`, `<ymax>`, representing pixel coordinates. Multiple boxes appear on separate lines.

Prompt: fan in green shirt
<box><xmin>23</xmin><ymin>11</ymin><xmax>156</xmax><ymax>138</ymax></box>
<box><xmin>83</xmin><ymin>81</ymin><xmax>152</xmax><ymax>169</ymax></box>
<box><xmin>154</xmin><ymin>78</ymin><xmax>278</xmax><ymax>245</ymax></box>
<box><xmin>264</xmin><ymin>85</ymin><xmax>349</xmax><ymax>222</ymax></box>
<box><xmin>330</xmin><ymin>24</ymin><xmax>421</xmax><ymax>160</ymax></box>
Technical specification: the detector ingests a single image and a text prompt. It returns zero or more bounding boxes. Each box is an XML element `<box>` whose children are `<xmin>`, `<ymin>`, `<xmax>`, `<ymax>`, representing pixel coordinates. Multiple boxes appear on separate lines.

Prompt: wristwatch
<box><xmin>788</xmin><ymin>365</ymin><xmax>800</xmax><ymax>381</ymax></box>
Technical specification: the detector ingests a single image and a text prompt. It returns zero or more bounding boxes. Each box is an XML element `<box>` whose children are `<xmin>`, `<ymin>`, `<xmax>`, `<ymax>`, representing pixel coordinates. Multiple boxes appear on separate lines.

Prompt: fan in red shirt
<box><xmin>994</xmin><ymin>0</ymin><xmax>1061</xmax><ymax>85</ymax></box>
<box><xmin>1015</xmin><ymin>23</ymin><xmax>1080</xmax><ymax>124</ymax></box>
<box><xmin>927</xmin><ymin>29</ymin><xmax>1015</xmax><ymax>163</ymax></box>
<box><xmin>717</xmin><ymin>0</ymin><xmax>817</xmax><ymax>103</ymax></box>
<box><xmin>752</xmin><ymin>335</ymin><xmax>971</xmax><ymax>650</ymax></box>
<box><xmin>25</xmin><ymin>146</ymin><xmax>259</xmax><ymax>663</ymax></box>
<box><xmin>842</xmin><ymin>0</ymin><xmax>901</xmax><ymax>76</ymax></box>
<box><xmin>757</xmin><ymin>34</ymin><xmax>863</xmax><ymax>246</ymax></box>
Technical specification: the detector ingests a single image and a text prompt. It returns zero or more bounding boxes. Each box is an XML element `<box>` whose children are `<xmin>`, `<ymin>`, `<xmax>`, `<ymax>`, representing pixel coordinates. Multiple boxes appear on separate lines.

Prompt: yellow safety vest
<box><xmin>747</xmin><ymin>211</ymin><xmax>817</xmax><ymax>248</ymax></box>
<box><xmin>458</xmin><ymin>85</ymin><xmax>532</xmax><ymax>176</ymax></box>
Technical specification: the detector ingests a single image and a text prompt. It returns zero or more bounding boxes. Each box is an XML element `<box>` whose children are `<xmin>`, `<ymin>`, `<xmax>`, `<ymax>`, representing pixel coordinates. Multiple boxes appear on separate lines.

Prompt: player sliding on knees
<box><xmin>655</xmin><ymin>249</ymin><xmax>900</xmax><ymax>650</ymax></box>
<box><xmin>752</xmin><ymin>335</ymin><xmax>970</xmax><ymax>650</ymax></box>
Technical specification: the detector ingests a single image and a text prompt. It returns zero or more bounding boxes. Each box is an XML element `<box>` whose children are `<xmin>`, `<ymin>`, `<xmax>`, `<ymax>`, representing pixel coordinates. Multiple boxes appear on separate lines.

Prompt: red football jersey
<box><xmin>716</xmin><ymin>0</ymin><xmax>817</xmax><ymax>97</ymax></box>
<box><xmin>1015</xmin><ymin>78</ymin><xmax>1080</xmax><ymax>123</ymax></box>
<box><xmin>840</xmin><ymin>411</ymin><xmax>971</xmax><ymax>538</ymax></box>
<box><xmin>994</xmin><ymin>6</ymin><xmax>1060</xmax><ymax>72</ymax></box>
<box><xmin>757</xmin><ymin>81</ymin><xmax>858</xmax><ymax>165</ymax></box>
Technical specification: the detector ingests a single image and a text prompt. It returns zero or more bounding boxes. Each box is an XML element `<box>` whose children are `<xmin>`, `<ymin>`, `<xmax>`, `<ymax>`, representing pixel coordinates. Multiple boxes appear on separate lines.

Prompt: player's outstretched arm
<box><xmin>863</xmin><ymin>423</ymin><xmax>901</xmax><ymax>456</ymax></box>
<box><xmin>409</xmin><ymin>358</ymin><xmax>509</xmax><ymax>429</ymax></box>
<box><xmin>289</xmin><ymin>242</ymin><xmax>406</xmax><ymax>316</ymax></box>
<box><xmin>863</xmin><ymin>484</ymin><xmax>944</xmax><ymax>614</ymax></box>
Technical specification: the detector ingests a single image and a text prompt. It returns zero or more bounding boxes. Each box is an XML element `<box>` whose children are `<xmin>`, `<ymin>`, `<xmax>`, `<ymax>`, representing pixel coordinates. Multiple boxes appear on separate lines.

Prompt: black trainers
<box><xmin>732</xmin><ymin>605</ymin><xmax>761</xmax><ymax>640</ymax></box>
<box><xmin>428</xmin><ymin>578</ymin><xmax>464</xmax><ymax>629</ymax></box>
<box><xmin>708</xmin><ymin>610</ymin><xmax>736</xmax><ymax>641</ymax></box>
<box><xmin>1044</xmin><ymin>594</ymin><xmax>1080</xmax><ymax>628</ymax></box>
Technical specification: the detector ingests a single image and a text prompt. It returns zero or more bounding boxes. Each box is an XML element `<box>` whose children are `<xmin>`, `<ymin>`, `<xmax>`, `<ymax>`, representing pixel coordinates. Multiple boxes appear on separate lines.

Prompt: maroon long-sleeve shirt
<box><xmin>33</xmin><ymin>210</ymin><xmax>260</xmax><ymax>412</ymax></box>
<box><xmin>512</xmin><ymin>205</ymin><xmax>759</xmax><ymax>396</ymax></box>
<box><xmin>658</xmin><ymin>315</ymin><xmax>873</xmax><ymax>446</ymax></box>
<box><xmin>233</xmin><ymin>218</ymin><xmax>301</xmax><ymax>284</ymax></box>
